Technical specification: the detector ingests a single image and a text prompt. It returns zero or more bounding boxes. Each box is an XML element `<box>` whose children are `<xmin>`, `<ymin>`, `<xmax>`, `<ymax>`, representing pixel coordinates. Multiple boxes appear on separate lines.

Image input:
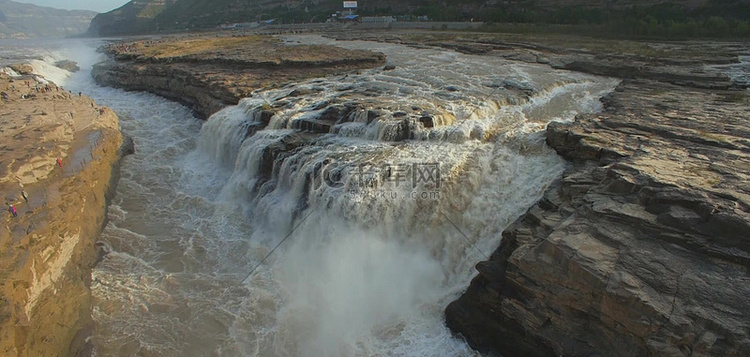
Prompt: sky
<box><xmin>13</xmin><ymin>0</ymin><xmax>129</xmax><ymax>13</ymax></box>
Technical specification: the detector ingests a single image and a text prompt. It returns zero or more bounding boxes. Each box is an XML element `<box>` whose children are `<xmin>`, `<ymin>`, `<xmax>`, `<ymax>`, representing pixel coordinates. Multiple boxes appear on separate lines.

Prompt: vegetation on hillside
<box><xmin>88</xmin><ymin>0</ymin><xmax>750</xmax><ymax>39</ymax></box>
<box><xmin>479</xmin><ymin>3</ymin><xmax>750</xmax><ymax>39</ymax></box>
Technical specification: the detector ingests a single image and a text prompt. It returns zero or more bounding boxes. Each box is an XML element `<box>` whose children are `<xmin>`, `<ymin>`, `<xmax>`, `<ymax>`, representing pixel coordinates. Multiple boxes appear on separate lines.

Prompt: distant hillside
<box><xmin>88</xmin><ymin>0</ymin><xmax>178</xmax><ymax>37</ymax></box>
<box><xmin>88</xmin><ymin>0</ymin><xmax>750</xmax><ymax>37</ymax></box>
<box><xmin>0</xmin><ymin>0</ymin><xmax>96</xmax><ymax>39</ymax></box>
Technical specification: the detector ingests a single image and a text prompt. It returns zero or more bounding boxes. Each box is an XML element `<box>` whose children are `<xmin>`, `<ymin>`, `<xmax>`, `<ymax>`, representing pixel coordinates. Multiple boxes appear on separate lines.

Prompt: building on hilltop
<box><xmin>331</xmin><ymin>1</ymin><xmax>361</xmax><ymax>22</ymax></box>
<box><xmin>342</xmin><ymin>1</ymin><xmax>358</xmax><ymax>16</ymax></box>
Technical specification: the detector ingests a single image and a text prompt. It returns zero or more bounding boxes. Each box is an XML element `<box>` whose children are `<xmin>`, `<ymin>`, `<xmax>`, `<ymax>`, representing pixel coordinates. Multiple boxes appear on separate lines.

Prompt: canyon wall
<box><xmin>0</xmin><ymin>73</ymin><xmax>124</xmax><ymax>356</ymax></box>
<box><xmin>446</xmin><ymin>76</ymin><xmax>750</xmax><ymax>356</ymax></box>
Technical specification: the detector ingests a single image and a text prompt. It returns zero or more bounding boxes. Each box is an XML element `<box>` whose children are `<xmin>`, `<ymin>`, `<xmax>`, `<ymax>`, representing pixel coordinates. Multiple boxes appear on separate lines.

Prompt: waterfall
<box><xmin>187</xmin><ymin>37</ymin><xmax>620</xmax><ymax>356</ymax></box>
<box><xmin>34</xmin><ymin>36</ymin><xmax>620</xmax><ymax>356</ymax></box>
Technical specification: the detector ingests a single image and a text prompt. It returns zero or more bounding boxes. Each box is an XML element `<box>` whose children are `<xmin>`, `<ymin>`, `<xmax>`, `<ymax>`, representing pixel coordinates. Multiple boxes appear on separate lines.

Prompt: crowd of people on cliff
<box><xmin>111</xmin><ymin>43</ymin><xmax>139</xmax><ymax>53</ymax></box>
<box><xmin>6</xmin><ymin>158</ymin><xmax>61</xmax><ymax>219</ymax></box>
<box><xmin>4</xmin><ymin>74</ymin><xmax>110</xmax><ymax>221</ymax></box>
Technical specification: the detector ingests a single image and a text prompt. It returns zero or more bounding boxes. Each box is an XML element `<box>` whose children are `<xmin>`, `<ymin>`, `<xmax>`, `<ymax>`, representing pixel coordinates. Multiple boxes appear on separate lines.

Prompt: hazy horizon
<box><xmin>11</xmin><ymin>0</ymin><xmax>128</xmax><ymax>13</ymax></box>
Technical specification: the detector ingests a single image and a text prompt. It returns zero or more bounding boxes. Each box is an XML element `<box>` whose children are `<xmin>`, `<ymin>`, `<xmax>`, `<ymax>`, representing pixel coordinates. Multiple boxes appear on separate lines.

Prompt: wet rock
<box><xmin>418</xmin><ymin>116</ymin><xmax>434</xmax><ymax>128</ymax></box>
<box><xmin>292</xmin><ymin>118</ymin><xmax>333</xmax><ymax>133</ymax></box>
<box><xmin>119</xmin><ymin>135</ymin><xmax>135</xmax><ymax>156</ymax></box>
<box><xmin>244</xmin><ymin>121</ymin><xmax>266</xmax><ymax>139</ymax></box>
<box><xmin>311</xmin><ymin>100</ymin><xmax>329</xmax><ymax>110</ymax></box>
<box><xmin>318</xmin><ymin>105</ymin><xmax>345</xmax><ymax>121</ymax></box>
<box><xmin>504</xmin><ymin>51</ymin><xmax>538</xmax><ymax>63</ymax></box>
<box><xmin>94</xmin><ymin>241</ymin><xmax>112</xmax><ymax>263</ymax></box>
<box><xmin>383</xmin><ymin>64</ymin><xmax>396</xmax><ymax>71</ymax></box>
<box><xmin>298</xmin><ymin>104</ymin><xmax>360</xmax><ymax>131</ymax></box>
<box><xmin>257</xmin><ymin>133</ymin><xmax>312</xmax><ymax>181</ymax></box>
<box><xmin>380</xmin><ymin>118</ymin><xmax>411</xmax><ymax>141</ymax></box>
<box><xmin>366</xmin><ymin>109</ymin><xmax>384</xmax><ymax>124</ymax></box>
<box><xmin>501</xmin><ymin>79</ymin><xmax>535</xmax><ymax>95</ymax></box>
<box><xmin>55</xmin><ymin>60</ymin><xmax>80</xmax><ymax>72</ymax></box>
<box><xmin>253</xmin><ymin>109</ymin><xmax>275</xmax><ymax>123</ymax></box>
<box><xmin>287</xmin><ymin>88</ymin><xmax>316</xmax><ymax>97</ymax></box>
<box><xmin>9</xmin><ymin>63</ymin><xmax>33</xmax><ymax>75</ymax></box>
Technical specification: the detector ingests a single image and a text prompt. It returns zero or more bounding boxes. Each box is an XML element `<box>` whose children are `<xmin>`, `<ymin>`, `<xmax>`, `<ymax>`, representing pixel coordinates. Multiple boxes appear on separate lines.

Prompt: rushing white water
<box><xmin>5</xmin><ymin>36</ymin><xmax>618</xmax><ymax>356</ymax></box>
<box><xmin>709</xmin><ymin>54</ymin><xmax>750</xmax><ymax>88</ymax></box>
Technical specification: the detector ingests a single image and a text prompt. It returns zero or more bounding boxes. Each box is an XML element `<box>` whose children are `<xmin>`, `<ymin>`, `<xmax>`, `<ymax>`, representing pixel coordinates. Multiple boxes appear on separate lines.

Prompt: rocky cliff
<box><xmin>91</xmin><ymin>34</ymin><xmax>386</xmax><ymax>118</ymax></box>
<box><xmin>0</xmin><ymin>0</ymin><xmax>96</xmax><ymax>39</ymax></box>
<box><xmin>0</xmin><ymin>73</ymin><xmax>124</xmax><ymax>356</ymax></box>
<box><xmin>445</xmin><ymin>57</ymin><xmax>750</xmax><ymax>356</ymax></box>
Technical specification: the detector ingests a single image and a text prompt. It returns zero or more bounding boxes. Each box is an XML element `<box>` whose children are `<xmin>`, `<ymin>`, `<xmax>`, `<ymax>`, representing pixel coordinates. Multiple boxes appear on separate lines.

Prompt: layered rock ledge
<box><xmin>446</xmin><ymin>76</ymin><xmax>750</xmax><ymax>355</ymax></box>
<box><xmin>0</xmin><ymin>73</ymin><xmax>124</xmax><ymax>356</ymax></box>
<box><xmin>328</xmin><ymin>31</ymin><xmax>745</xmax><ymax>90</ymax></box>
<box><xmin>92</xmin><ymin>34</ymin><xmax>386</xmax><ymax>118</ymax></box>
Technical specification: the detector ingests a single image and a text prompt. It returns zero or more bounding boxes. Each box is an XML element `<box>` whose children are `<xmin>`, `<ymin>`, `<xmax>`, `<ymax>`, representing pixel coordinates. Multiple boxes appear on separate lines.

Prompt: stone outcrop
<box><xmin>92</xmin><ymin>35</ymin><xmax>386</xmax><ymax>118</ymax></box>
<box><xmin>446</xmin><ymin>77</ymin><xmax>750</xmax><ymax>356</ymax></box>
<box><xmin>0</xmin><ymin>73</ymin><xmax>124</xmax><ymax>356</ymax></box>
<box><xmin>54</xmin><ymin>60</ymin><xmax>80</xmax><ymax>72</ymax></box>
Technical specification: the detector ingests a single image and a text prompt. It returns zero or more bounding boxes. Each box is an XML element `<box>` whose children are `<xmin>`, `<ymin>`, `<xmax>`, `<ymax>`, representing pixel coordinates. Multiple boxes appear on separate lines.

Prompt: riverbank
<box><xmin>0</xmin><ymin>72</ymin><xmax>123</xmax><ymax>356</ymax></box>
<box><xmin>92</xmin><ymin>34</ymin><xmax>387</xmax><ymax>118</ymax></box>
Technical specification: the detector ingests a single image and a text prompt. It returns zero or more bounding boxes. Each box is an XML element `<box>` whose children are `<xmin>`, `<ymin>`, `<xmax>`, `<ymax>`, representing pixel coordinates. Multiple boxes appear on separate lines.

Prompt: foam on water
<box><xmin>28</xmin><ymin>59</ymin><xmax>70</xmax><ymax>85</ymax></box>
<box><xmin>706</xmin><ymin>54</ymin><xmax>750</xmax><ymax>88</ymax></box>
<box><xmin>10</xmin><ymin>37</ymin><xmax>621</xmax><ymax>356</ymax></box>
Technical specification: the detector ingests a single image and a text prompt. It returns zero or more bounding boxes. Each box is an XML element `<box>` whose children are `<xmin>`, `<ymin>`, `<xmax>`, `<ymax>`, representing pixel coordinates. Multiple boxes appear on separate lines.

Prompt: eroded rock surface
<box><xmin>329</xmin><ymin>32</ymin><xmax>745</xmax><ymax>90</ymax></box>
<box><xmin>92</xmin><ymin>35</ymin><xmax>386</xmax><ymax>118</ymax></box>
<box><xmin>446</xmin><ymin>78</ymin><xmax>750</xmax><ymax>356</ymax></box>
<box><xmin>0</xmin><ymin>73</ymin><xmax>124</xmax><ymax>356</ymax></box>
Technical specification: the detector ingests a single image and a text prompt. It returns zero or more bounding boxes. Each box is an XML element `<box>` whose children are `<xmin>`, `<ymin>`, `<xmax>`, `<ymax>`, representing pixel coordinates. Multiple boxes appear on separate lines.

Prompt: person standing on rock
<box><xmin>21</xmin><ymin>190</ymin><xmax>28</xmax><ymax>204</ymax></box>
<box><xmin>56</xmin><ymin>157</ymin><xmax>63</xmax><ymax>168</ymax></box>
<box><xmin>8</xmin><ymin>204</ymin><xmax>17</xmax><ymax>218</ymax></box>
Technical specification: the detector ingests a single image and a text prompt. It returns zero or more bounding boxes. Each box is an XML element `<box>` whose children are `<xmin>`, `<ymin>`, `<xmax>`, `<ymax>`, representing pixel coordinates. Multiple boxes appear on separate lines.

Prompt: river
<box><xmin>5</xmin><ymin>36</ymin><xmax>618</xmax><ymax>356</ymax></box>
